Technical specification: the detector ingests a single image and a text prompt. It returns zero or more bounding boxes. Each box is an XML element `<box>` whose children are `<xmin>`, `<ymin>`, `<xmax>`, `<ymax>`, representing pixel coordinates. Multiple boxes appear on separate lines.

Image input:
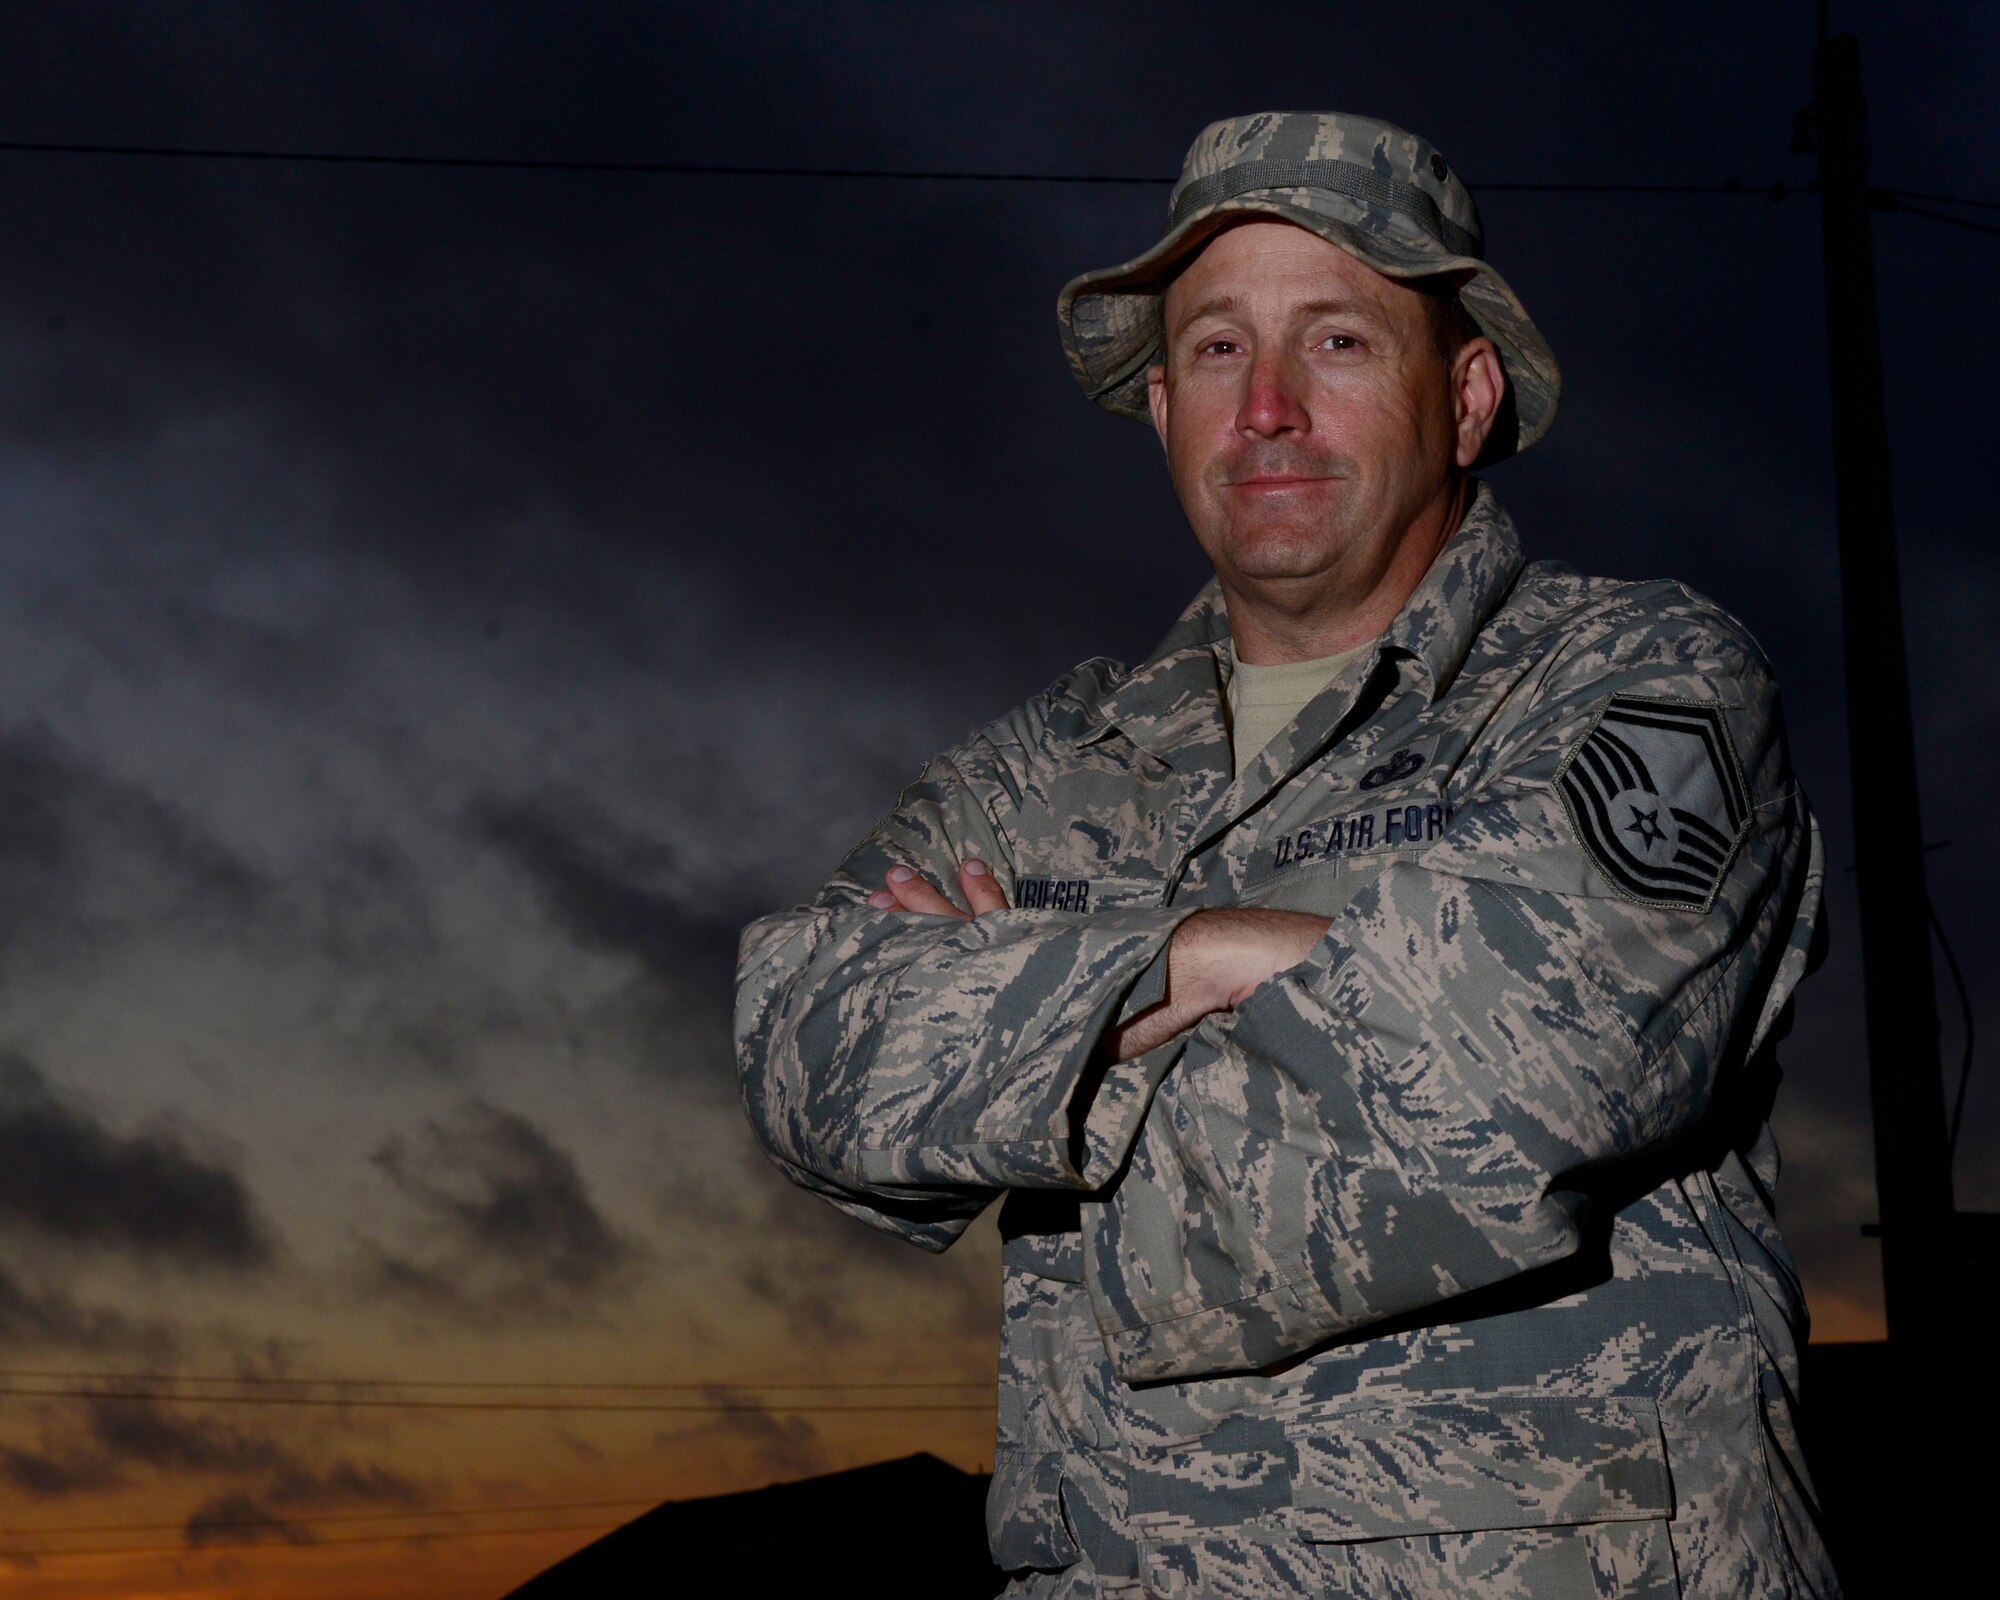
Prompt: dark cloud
<box><xmin>470</xmin><ymin>796</ymin><xmax>750</xmax><ymax>999</ymax></box>
<box><xmin>0</xmin><ymin>1438</ymin><xmax>123</xmax><ymax>1499</ymax></box>
<box><xmin>665</xmin><ymin>1147</ymin><xmax>995</xmax><ymax>1352</ymax></box>
<box><xmin>1</xmin><ymin>1394</ymin><xmax>322</xmax><ymax>1501</ymax></box>
<box><xmin>304</xmin><ymin>831</ymin><xmax>441</xmax><ymax>974</ymax></box>
<box><xmin>183</xmin><ymin>1460</ymin><xmax>427</xmax><ymax>1549</ymax></box>
<box><xmin>0</xmin><ymin>1058</ymin><xmax>272</xmax><ymax>1271</ymax></box>
<box><xmin>0</xmin><ymin>724</ymin><xmax>269</xmax><ymax>974</ymax></box>
<box><xmin>83</xmin><ymin>1396</ymin><xmax>290</xmax><ymax>1477</ymax></box>
<box><xmin>365</xmin><ymin>1100</ymin><xmax>639</xmax><ymax>1322</ymax></box>
<box><xmin>661</xmin><ymin>1396</ymin><xmax>825</xmax><ymax>1484</ymax></box>
<box><xmin>184</xmin><ymin>1492</ymin><xmax>311</xmax><ymax>1549</ymax></box>
<box><xmin>263</xmin><ymin>1457</ymin><xmax>427</xmax><ymax>1509</ymax></box>
<box><xmin>1</xmin><ymin>1389</ymin><xmax>427</xmax><ymax>1554</ymax></box>
<box><xmin>0</xmin><ymin>1265</ymin><xmax>175</xmax><ymax>1356</ymax></box>
<box><xmin>33</xmin><ymin>1391</ymin><xmax>422</xmax><ymax>1479</ymax></box>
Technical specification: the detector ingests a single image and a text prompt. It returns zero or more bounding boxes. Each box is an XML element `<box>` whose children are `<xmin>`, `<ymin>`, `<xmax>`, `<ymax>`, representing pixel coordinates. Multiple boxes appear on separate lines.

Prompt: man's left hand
<box><xmin>1109</xmin><ymin>907</ymin><xmax>1331</xmax><ymax>1060</ymax></box>
<box><xmin>868</xmin><ymin>859</ymin><xmax>1009</xmax><ymax>918</ymax></box>
<box><xmin>868</xmin><ymin>867</ymin><xmax>1330</xmax><ymax>1063</ymax></box>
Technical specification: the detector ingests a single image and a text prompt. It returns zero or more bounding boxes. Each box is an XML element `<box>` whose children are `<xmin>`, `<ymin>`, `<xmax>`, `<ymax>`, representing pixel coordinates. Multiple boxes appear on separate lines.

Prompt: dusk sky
<box><xmin>0</xmin><ymin>4</ymin><xmax>1993</xmax><ymax>1595</ymax></box>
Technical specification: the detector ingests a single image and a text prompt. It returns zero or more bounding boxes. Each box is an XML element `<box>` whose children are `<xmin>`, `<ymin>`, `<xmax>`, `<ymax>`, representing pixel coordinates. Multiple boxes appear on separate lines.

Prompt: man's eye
<box><xmin>1318</xmin><ymin>334</ymin><xmax>1361</xmax><ymax>351</ymax></box>
<box><xmin>1199</xmin><ymin>338</ymin><xmax>1242</xmax><ymax>356</ymax></box>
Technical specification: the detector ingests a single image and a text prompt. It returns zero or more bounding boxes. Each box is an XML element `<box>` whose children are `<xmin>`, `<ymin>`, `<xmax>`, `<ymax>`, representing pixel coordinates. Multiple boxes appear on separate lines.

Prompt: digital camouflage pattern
<box><xmin>735</xmin><ymin>485</ymin><xmax>1839</xmax><ymax>1597</ymax></box>
<box><xmin>1057</xmin><ymin>111</ymin><xmax>1562</xmax><ymax>462</ymax></box>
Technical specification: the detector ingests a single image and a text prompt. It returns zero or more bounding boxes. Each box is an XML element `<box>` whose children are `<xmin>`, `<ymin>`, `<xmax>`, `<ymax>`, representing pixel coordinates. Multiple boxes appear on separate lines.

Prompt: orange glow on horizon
<box><xmin>0</xmin><ymin>1523</ymin><xmax>613</xmax><ymax>1600</ymax></box>
<box><xmin>0</xmin><ymin>1402</ymin><xmax>998</xmax><ymax>1600</ymax></box>
<box><xmin>1804</xmin><ymin>1292</ymin><xmax>1886</xmax><ymax>1346</ymax></box>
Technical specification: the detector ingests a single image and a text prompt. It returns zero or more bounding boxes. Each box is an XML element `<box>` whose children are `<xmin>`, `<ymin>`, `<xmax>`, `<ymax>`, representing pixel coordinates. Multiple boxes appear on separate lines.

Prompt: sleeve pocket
<box><xmin>1127</xmin><ymin>1395</ymin><xmax>1671</xmax><ymax>1541</ymax></box>
<box><xmin>988</xmin><ymin>1447</ymin><xmax>1081</xmax><ymax>1573</ymax></box>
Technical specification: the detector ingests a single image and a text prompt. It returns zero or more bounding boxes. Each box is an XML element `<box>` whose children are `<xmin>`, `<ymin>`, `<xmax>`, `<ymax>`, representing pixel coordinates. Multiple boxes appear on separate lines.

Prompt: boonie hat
<box><xmin>1058</xmin><ymin>110</ymin><xmax>1561</xmax><ymax>460</ymax></box>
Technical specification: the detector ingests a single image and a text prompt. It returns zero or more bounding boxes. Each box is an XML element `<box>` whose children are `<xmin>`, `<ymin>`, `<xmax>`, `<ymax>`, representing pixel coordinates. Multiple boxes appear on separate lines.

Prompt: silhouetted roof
<box><xmin>503</xmin><ymin>1452</ymin><xmax>1002</xmax><ymax>1599</ymax></box>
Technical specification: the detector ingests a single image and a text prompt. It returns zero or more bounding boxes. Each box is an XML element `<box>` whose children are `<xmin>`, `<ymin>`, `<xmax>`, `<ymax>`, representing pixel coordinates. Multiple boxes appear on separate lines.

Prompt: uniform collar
<box><xmin>1376</xmin><ymin>480</ymin><xmax>1525</xmax><ymax>704</ymax></box>
<box><xmin>1076</xmin><ymin>480</ymin><xmax>1525</xmax><ymax>763</ymax></box>
<box><xmin>1072</xmin><ymin>582</ymin><xmax>1234</xmax><ymax>772</ymax></box>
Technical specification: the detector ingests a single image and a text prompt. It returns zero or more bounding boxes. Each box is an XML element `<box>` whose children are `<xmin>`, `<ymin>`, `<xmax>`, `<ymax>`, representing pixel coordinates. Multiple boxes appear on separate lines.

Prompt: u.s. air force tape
<box><xmin>1556</xmin><ymin>696</ymin><xmax>1750</xmax><ymax>912</ymax></box>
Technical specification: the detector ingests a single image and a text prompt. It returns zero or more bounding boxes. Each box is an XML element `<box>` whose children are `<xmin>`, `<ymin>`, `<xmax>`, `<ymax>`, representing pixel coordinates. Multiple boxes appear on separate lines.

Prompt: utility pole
<box><xmin>1810</xmin><ymin>28</ymin><xmax>1956</xmax><ymax>1346</ymax></box>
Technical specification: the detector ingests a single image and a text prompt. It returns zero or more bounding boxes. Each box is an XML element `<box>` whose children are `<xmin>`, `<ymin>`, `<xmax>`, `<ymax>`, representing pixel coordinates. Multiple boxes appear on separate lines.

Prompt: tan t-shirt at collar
<box><xmin>1225</xmin><ymin>638</ymin><xmax>1369</xmax><ymax>772</ymax></box>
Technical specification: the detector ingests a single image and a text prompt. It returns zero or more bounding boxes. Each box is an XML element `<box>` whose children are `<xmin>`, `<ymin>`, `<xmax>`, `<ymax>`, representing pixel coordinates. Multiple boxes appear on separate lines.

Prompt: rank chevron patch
<box><xmin>1556</xmin><ymin>696</ymin><xmax>1750</xmax><ymax>912</ymax></box>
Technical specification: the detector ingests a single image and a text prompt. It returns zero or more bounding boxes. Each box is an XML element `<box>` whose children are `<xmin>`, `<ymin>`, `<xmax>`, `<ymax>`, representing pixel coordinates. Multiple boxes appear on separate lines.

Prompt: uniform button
<box><xmin>1429</xmin><ymin>152</ymin><xmax>1449</xmax><ymax>182</ymax></box>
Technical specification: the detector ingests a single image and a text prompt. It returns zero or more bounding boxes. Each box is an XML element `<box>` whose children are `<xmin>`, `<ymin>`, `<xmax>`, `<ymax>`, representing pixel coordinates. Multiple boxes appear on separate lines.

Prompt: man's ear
<box><xmin>1146</xmin><ymin>360</ymin><xmax>1170</xmax><ymax>450</ymax></box>
<box><xmin>1452</xmin><ymin>337</ymin><xmax>1506</xmax><ymax>470</ymax></box>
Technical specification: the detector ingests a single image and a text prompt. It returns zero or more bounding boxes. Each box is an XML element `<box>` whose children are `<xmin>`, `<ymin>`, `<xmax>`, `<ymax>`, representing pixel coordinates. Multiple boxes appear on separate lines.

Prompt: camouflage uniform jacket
<box><xmin>735</xmin><ymin>485</ymin><xmax>1837</xmax><ymax>1598</ymax></box>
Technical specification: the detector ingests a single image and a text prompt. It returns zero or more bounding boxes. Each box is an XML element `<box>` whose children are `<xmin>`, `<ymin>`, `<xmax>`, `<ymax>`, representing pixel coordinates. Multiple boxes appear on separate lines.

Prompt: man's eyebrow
<box><xmin>1167</xmin><ymin>294</ymin><xmax>1392</xmax><ymax>338</ymax></box>
<box><xmin>1292</xmin><ymin>296</ymin><xmax>1389</xmax><ymax>325</ymax></box>
<box><xmin>1169</xmin><ymin>292</ymin><xmax>1243</xmax><ymax>334</ymax></box>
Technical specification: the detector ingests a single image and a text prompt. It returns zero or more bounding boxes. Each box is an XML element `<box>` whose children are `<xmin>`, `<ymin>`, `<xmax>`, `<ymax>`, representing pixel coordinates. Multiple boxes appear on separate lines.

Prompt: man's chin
<box><xmin>1214</xmin><ymin>526</ymin><xmax>1356</xmax><ymax>583</ymax></box>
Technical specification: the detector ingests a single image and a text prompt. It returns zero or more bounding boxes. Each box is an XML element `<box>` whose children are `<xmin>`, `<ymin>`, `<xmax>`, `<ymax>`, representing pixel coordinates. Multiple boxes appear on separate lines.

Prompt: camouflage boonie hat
<box><xmin>1057</xmin><ymin>110</ymin><xmax>1561</xmax><ymax>460</ymax></box>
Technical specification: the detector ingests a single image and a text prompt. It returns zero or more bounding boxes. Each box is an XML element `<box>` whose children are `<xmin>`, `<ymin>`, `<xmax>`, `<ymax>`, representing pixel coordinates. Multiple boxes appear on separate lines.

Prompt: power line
<box><xmin>0</xmin><ymin>139</ymin><xmax>1173</xmax><ymax>183</ymax></box>
<box><xmin>5</xmin><ymin>133</ymin><xmax>1994</xmax><ymax>242</ymax></box>
<box><xmin>1888</xmin><ymin>185</ymin><xmax>2000</xmax><ymax>212</ymax></box>
<box><xmin>9</xmin><ymin>134</ymin><xmax>1992</xmax><ymax>235</ymax></box>
<box><xmin>0</xmin><ymin>137</ymin><xmax>1794</xmax><ymax>196</ymax></box>
<box><xmin>9</xmin><ymin>1517</ymin><xmax>627</xmax><ymax>1561</ymax></box>
<box><xmin>0</xmin><ymin>1381</ymin><xmax>992</xmax><ymax>1414</ymax></box>
<box><xmin>3</xmin><ymin>1495</ymin><xmax>657</xmax><ymax>1539</ymax></box>
<box><xmin>1474</xmin><ymin>179</ymin><xmax>1787</xmax><ymax>195</ymax></box>
<box><xmin>1879</xmin><ymin>196</ymin><xmax>2000</xmax><ymax>237</ymax></box>
<box><xmin>0</xmin><ymin>1367</ymin><xmax>990</xmax><ymax>1392</ymax></box>
<box><xmin>1932</xmin><ymin>897</ymin><xmax>1979</xmax><ymax>1164</ymax></box>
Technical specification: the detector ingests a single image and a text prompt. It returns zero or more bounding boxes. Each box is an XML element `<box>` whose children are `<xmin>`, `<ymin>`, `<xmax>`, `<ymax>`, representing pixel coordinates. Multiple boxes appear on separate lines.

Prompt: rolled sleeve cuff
<box><xmin>853</xmin><ymin>904</ymin><xmax>1196</xmax><ymax>1192</ymax></box>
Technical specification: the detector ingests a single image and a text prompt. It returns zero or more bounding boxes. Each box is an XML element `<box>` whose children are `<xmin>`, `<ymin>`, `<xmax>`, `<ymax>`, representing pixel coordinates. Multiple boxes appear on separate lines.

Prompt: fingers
<box><xmin>866</xmin><ymin>860</ymin><xmax>1011</xmax><ymax>918</ymax></box>
<box><xmin>871</xmin><ymin>864</ymin><xmax>971</xmax><ymax>918</ymax></box>
<box><xmin>959</xmin><ymin>859</ymin><xmax>1010</xmax><ymax>915</ymax></box>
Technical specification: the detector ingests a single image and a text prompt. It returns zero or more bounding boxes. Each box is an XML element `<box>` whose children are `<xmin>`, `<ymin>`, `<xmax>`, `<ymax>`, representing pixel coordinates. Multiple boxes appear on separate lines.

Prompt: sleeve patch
<box><xmin>1555</xmin><ymin>696</ymin><xmax>1750</xmax><ymax>912</ymax></box>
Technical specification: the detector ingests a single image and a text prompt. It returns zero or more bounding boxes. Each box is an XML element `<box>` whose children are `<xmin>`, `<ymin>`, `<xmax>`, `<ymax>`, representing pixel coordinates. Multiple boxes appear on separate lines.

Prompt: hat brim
<box><xmin>1057</xmin><ymin>191</ymin><xmax>1560</xmax><ymax>461</ymax></box>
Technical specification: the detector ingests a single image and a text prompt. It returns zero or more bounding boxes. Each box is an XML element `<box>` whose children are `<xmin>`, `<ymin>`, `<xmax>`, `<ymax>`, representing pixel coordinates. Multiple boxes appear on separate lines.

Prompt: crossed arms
<box><xmin>867</xmin><ymin>857</ymin><xmax>1330</xmax><ymax>1064</ymax></box>
<box><xmin>734</xmin><ymin>597</ymin><xmax>1819</xmax><ymax>1379</ymax></box>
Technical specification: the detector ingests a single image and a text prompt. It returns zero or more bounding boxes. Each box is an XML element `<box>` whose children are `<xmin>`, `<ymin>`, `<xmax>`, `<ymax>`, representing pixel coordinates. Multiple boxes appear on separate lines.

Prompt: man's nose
<box><xmin>1235</xmin><ymin>349</ymin><xmax>1310</xmax><ymax>437</ymax></box>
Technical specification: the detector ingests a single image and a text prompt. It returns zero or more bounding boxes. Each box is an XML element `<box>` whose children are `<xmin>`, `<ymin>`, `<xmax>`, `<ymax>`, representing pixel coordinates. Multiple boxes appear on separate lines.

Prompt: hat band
<box><xmin>1168</xmin><ymin>158</ymin><xmax>1483</xmax><ymax>261</ymax></box>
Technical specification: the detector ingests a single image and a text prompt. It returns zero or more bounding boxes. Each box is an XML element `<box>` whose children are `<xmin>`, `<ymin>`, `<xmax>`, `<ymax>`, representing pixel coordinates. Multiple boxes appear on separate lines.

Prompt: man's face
<box><xmin>1147</xmin><ymin>220</ymin><xmax>1495</xmax><ymax>627</ymax></box>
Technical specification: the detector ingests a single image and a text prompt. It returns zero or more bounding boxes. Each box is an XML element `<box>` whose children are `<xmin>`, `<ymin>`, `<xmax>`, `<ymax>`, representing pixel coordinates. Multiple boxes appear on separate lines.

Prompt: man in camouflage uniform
<box><xmin>735</xmin><ymin>111</ymin><xmax>1838</xmax><ymax>1597</ymax></box>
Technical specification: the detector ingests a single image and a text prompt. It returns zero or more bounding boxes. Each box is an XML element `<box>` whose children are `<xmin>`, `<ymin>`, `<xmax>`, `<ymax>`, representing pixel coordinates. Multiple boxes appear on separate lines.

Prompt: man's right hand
<box><xmin>1109</xmin><ymin>907</ymin><xmax>1332</xmax><ymax>1062</ymax></box>
<box><xmin>864</xmin><ymin>866</ymin><xmax>1330</xmax><ymax>1064</ymax></box>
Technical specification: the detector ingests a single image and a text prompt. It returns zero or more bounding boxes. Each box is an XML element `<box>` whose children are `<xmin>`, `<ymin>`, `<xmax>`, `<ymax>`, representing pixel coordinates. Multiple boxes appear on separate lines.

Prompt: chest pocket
<box><xmin>1240</xmin><ymin>783</ymin><xmax>1450</xmax><ymax>917</ymax></box>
